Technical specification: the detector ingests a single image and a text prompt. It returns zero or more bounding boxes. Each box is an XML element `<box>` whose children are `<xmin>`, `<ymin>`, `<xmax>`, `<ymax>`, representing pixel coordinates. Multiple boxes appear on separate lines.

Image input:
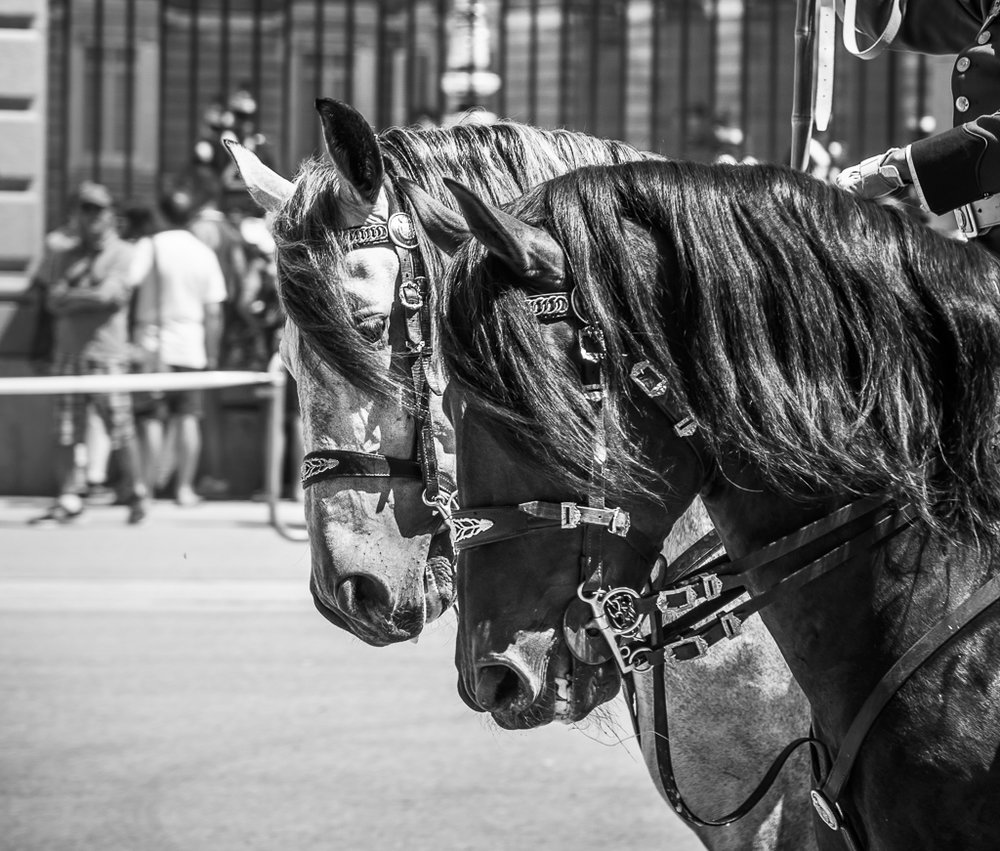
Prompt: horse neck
<box><xmin>698</xmin><ymin>464</ymin><xmax>918</xmax><ymax>742</ymax></box>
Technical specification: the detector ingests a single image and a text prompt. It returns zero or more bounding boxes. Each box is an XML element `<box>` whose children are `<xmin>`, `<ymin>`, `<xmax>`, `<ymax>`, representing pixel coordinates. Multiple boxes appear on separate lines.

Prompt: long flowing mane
<box><xmin>270</xmin><ymin>121</ymin><xmax>649</xmax><ymax>397</ymax></box>
<box><xmin>439</xmin><ymin>160</ymin><xmax>1000</xmax><ymax>541</ymax></box>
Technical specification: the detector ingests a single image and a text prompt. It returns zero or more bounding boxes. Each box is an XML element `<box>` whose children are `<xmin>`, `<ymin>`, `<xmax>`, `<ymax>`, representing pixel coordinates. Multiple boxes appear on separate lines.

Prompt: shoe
<box><xmin>174</xmin><ymin>487</ymin><xmax>202</xmax><ymax>508</ymax></box>
<box><xmin>126</xmin><ymin>498</ymin><xmax>147</xmax><ymax>525</ymax></box>
<box><xmin>28</xmin><ymin>504</ymin><xmax>83</xmax><ymax>525</ymax></box>
<box><xmin>83</xmin><ymin>483</ymin><xmax>116</xmax><ymax>505</ymax></box>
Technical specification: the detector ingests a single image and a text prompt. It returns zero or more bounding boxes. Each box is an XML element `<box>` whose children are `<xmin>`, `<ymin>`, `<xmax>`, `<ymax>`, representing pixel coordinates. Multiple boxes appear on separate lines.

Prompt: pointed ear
<box><xmin>396</xmin><ymin>177</ymin><xmax>470</xmax><ymax>257</ymax></box>
<box><xmin>315</xmin><ymin>98</ymin><xmax>384</xmax><ymax>205</ymax></box>
<box><xmin>223</xmin><ymin>138</ymin><xmax>295</xmax><ymax>212</ymax></box>
<box><xmin>443</xmin><ymin>179</ymin><xmax>565</xmax><ymax>291</ymax></box>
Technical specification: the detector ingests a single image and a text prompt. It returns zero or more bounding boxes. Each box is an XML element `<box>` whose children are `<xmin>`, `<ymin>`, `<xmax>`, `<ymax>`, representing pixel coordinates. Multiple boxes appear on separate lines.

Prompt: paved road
<box><xmin>0</xmin><ymin>497</ymin><xmax>704</xmax><ymax>851</ymax></box>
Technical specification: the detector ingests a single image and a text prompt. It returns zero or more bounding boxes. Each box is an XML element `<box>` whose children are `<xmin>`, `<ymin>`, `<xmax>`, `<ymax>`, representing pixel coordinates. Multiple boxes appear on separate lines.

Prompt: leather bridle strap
<box><xmin>301</xmin><ymin>449</ymin><xmax>422</xmax><ymax>488</ymax></box>
<box><xmin>814</xmin><ymin>570</ymin><xmax>1000</xmax><ymax>827</ymax></box>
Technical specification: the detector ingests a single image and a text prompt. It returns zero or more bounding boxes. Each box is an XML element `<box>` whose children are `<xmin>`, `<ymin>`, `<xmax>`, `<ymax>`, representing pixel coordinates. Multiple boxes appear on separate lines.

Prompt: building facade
<box><xmin>0</xmin><ymin>0</ymin><xmax>953</xmax><ymax>493</ymax></box>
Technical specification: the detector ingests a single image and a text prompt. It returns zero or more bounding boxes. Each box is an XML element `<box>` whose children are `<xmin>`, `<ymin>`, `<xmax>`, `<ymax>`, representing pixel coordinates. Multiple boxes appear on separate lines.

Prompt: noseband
<box><xmin>298</xmin><ymin>193</ymin><xmax>455</xmax><ymax>521</ymax></box>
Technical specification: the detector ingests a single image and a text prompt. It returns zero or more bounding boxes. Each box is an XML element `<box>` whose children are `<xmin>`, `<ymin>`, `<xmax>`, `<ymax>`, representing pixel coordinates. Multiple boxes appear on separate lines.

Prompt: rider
<box><xmin>836</xmin><ymin>0</ymin><xmax>1000</xmax><ymax>254</ymax></box>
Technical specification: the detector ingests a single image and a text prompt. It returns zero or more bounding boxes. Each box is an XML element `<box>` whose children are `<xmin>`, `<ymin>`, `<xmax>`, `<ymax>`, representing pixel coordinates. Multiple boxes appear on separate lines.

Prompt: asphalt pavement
<box><xmin>0</xmin><ymin>496</ymin><xmax>704</xmax><ymax>851</ymax></box>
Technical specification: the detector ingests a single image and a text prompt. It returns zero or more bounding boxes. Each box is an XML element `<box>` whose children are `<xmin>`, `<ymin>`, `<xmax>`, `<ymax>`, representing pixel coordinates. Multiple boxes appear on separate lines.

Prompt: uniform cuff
<box><xmin>908</xmin><ymin>127</ymin><xmax>988</xmax><ymax>214</ymax></box>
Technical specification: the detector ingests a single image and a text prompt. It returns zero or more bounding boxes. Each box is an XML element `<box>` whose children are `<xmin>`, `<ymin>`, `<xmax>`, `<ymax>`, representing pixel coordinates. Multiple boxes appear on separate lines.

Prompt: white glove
<box><xmin>836</xmin><ymin>148</ymin><xmax>908</xmax><ymax>199</ymax></box>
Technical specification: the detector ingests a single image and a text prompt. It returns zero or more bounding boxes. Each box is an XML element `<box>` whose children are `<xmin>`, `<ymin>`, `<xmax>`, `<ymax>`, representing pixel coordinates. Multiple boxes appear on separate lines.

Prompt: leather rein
<box><xmin>450</xmin><ymin>287</ymin><xmax>1000</xmax><ymax>847</ymax></box>
<box><xmin>298</xmin><ymin>190</ymin><xmax>455</xmax><ymax>521</ymax></box>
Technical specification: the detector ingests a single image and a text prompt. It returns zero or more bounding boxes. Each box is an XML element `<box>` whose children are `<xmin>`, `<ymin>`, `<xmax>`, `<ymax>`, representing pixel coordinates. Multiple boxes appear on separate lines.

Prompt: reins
<box><xmin>298</xmin><ymin>187</ymin><xmax>455</xmax><ymax>522</ymax></box>
<box><xmin>453</xmin><ymin>284</ymin><xmax>1000</xmax><ymax>846</ymax></box>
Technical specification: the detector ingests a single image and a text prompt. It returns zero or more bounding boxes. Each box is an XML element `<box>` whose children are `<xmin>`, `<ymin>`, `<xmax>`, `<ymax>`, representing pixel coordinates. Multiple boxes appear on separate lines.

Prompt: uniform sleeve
<box><xmin>908</xmin><ymin>113</ymin><xmax>1000</xmax><ymax>213</ymax></box>
<box><xmin>837</xmin><ymin>0</ymin><xmax>982</xmax><ymax>54</ymax></box>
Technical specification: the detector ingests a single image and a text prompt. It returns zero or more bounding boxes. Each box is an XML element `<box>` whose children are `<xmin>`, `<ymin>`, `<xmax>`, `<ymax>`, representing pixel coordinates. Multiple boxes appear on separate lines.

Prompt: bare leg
<box><xmin>174</xmin><ymin>413</ymin><xmax>202</xmax><ymax>506</ymax></box>
<box><xmin>138</xmin><ymin>417</ymin><xmax>164</xmax><ymax>496</ymax></box>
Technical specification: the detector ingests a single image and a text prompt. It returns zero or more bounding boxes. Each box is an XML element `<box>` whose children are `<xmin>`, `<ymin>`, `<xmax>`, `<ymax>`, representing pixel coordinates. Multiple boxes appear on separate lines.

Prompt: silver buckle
<box><xmin>673</xmin><ymin>415</ymin><xmax>698</xmax><ymax>438</ymax></box>
<box><xmin>560</xmin><ymin>502</ymin><xmax>582</xmax><ymax>528</ymax></box>
<box><xmin>719</xmin><ymin>611</ymin><xmax>742</xmax><ymax>640</ymax></box>
<box><xmin>956</xmin><ymin>203</ymin><xmax>981</xmax><ymax>238</ymax></box>
<box><xmin>630</xmin><ymin>360</ymin><xmax>668</xmax><ymax>397</ymax></box>
<box><xmin>668</xmin><ymin>635</ymin><xmax>709</xmax><ymax>660</ymax></box>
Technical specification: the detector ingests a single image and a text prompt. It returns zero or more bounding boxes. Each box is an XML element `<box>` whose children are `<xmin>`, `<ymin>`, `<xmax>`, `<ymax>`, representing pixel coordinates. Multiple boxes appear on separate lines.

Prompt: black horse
<box><xmin>418</xmin><ymin>160</ymin><xmax>1000</xmax><ymax>850</ymax></box>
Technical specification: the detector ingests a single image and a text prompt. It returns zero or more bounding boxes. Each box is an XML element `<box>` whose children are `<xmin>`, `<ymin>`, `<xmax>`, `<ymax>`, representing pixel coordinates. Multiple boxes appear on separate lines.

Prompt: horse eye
<box><xmin>356</xmin><ymin>315</ymin><xmax>388</xmax><ymax>344</ymax></box>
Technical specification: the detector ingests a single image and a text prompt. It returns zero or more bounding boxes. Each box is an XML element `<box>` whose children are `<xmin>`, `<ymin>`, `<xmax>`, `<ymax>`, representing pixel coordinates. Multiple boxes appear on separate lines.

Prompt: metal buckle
<box><xmin>560</xmin><ymin>502</ymin><xmax>582</xmax><ymax>528</ymax></box>
<box><xmin>697</xmin><ymin>573</ymin><xmax>723</xmax><ymax>600</ymax></box>
<box><xmin>656</xmin><ymin>584</ymin><xmax>698</xmax><ymax>613</ymax></box>
<box><xmin>578</xmin><ymin>325</ymin><xmax>605</xmax><ymax>362</ymax></box>
<box><xmin>630</xmin><ymin>360</ymin><xmax>668</xmax><ymax>398</ymax></box>
<box><xmin>955</xmin><ymin>203</ymin><xmax>980</xmax><ymax>238</ymax></box>
<box><xmin>719</xmin><ymin>611</ymin><xmax>742</xmax><ymax>640</ymax></box>
<box><xmin>810</xmin><ymin>789</ymin><xmax>843</xmax><ymax>831</ymax></box>
<box><xmin>606</xmin><ymin>506</ymin><xmax>631</xmax><ymax>537</ymax></box>
<box><xmin>667</xmin><ymin>635</ymin><xmax>709</xmax><ymax>661</ymax></box>
<box><xmin>673</xmin><ymin>415</ymin><xmax>698</xmax><ymax>438</ymax></box>
<box><xmin>399</xmin><ymin>277</ymin><xmax>425</xmax><ymax>310</ymax></box>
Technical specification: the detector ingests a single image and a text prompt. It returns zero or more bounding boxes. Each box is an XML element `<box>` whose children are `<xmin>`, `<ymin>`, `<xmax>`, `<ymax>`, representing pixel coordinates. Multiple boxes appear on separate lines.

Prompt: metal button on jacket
<box><xmin>957</xmin><ymin>95</ymin><xmax>971</xmax><ymax>112</ymax></box>
<box><xmin>977</xmin><ymin>29</ymin><xmax>992</xmax><ymax>43</ymax></box>
<box><xmin>957</xmin><ymin>56</ymin><xmax>971</xmax><ymax>72</ymax></box>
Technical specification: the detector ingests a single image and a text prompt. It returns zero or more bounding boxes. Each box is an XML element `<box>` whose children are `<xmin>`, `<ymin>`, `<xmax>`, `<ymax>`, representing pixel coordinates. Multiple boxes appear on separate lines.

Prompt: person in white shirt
<box><xmin>130</xmin><ymin>190</ymin><xmax>227</xmax><ymax>507</ymax></box>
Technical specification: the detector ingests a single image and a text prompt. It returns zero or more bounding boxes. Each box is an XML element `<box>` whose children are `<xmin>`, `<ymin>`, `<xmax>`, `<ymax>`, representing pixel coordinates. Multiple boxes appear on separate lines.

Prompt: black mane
<box><xmin>439</xmin><ymin>160</ymin><xmax>1000</xmax><ymax>541</ymax></box>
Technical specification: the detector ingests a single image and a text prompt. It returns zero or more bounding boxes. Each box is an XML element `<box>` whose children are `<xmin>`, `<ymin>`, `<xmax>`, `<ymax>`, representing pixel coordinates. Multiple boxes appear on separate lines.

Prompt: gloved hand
<box><xmin>836</xmin><ymin>147</ymin><xmax>910</xmax><ymax>199</ymax></box>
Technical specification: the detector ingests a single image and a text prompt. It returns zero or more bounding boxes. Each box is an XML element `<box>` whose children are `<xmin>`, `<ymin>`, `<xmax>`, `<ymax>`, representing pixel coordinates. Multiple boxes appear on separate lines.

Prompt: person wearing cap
<box><xmin>29</xmin><ymin>181</ymin><xmax>148</xmax><ymax>525</ymax></box>
<box><xmin>835</xmin><ymin>0</ymin><xmax>1000</xmax><ymax>254</ymax></box>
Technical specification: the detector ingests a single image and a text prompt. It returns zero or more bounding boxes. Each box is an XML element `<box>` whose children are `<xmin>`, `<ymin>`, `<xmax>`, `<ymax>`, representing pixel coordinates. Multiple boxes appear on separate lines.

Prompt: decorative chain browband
<box><xmin>343</xmin><ymin>212</ymin><xmax>419</xmax><ymax>251</ymax></box>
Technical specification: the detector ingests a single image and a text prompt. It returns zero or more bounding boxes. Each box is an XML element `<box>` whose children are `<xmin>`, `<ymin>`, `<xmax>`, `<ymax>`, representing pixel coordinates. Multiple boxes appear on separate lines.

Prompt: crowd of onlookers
<box><xmin>25</xmin><ymin>174</ymin><xmax>296</xmax><ymax>526</ymax></box>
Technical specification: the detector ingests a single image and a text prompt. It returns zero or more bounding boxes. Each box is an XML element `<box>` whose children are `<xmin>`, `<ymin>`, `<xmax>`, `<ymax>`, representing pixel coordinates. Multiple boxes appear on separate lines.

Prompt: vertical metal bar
<box><xmin>708</xmin><ymin>0</ymin><xmax>719</xmax><ymax>145</ymax></box>
<box><xmin>739</xmin><ymin>0</ymin><xmax>751</xmax><ymax>158</ymax></box>
<box><xmin>281</xmin><ymin>0</ymin><xmax>293</xmax><ymax>171</ymax></box>
<box><xmin>124</xmin><ymin>0</ymin><xmax>136</xmax><ymax>198</ymax></box>
<box><xmin>886</xmin><ymin>50</ymin><xmax>898</xmax><ymax>144</ymax></box>
<box><xmin>347</xmin><ymin>0</ymin><xmax>357</xmax><ymax>106</ymax></box>
<box><xmin>406</xmin><ymin>0</ymin><xmax>417</xmax><ymax>121</ymax></box>
<box><xmin>617</xmin><ymin>0</ymin><xmax>627</xmax><ymax>139</ymax></box>
<box><xmin>376</xmin><ymin>0</ymin><xmax>387</xmax><ymax>128</ymax></box>
<box><xmin>252</xmin><ymin>0</ymin><xmax>263</xmax><ymax>113</ymax></box>
<box><xmin>916</xmin><ymin>54</ymin><xmax>928</xmax><ymax>139</ymax></box>
<box><xmin>60</xmin><ymin>0</ymin><xmax>72</xmax><ymax>213</ymax></box>
<box><xmin>157</xmin><ymin>0</ymin><xmax>166</xmax><ymax>194</ymax></box>
<box><xmin>528</xmin><ymin>0</ymin><xmax>539</xmax><ymax>124</ymax></box>
<box><xmin>559</xmin><ymin>0</ymin><xmax>571</xmax><ymax>127</ymax></box>
<box><xmin>314</xmin><ymin>0</ymin><xmax>324</xmax><ymax>98</ymax></box>
<box><xmin>498</xmin><ymin>0</ymin><xmax>510</xmax><ymax>121</ymax></box>
<box><xmin>651</xmin><ymin>0</ymin><xmax>662</xmax><ymax>148</ymax></box>
<box><xmin>589</xmin><ymin>0</ymin><xmax>600</xmax><ymax>131</ymax></box>
<box><xmin>221</xmin><ymin>0</ymin><xmax>231</xmax><ymax>100</ymax></box>
<box><xmin>767</xmin><ymin>0</ymin><xmax>780</xmax><ymax>159</ymax></box>
<box><xmin>93</xmin><ymin>0</ymin><xmax>104</xmax><ymax>179</ymax></box>
<box><xmin>679</xmin><ymin>0</ymin><xmax>691</xmax><ymax>155</ymax></box>
<box><xmin>188</xmin><ymin>0</ymin><xmax>199</xmax><ymax>161</ymax></box>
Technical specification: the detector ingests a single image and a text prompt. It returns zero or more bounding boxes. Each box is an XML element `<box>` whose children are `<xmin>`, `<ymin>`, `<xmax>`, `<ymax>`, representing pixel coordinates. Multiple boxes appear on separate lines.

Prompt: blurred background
<box><xmin>0</xmin><ymin>0</ymin><xmax>953</xmax><ymax>497</ymax></box>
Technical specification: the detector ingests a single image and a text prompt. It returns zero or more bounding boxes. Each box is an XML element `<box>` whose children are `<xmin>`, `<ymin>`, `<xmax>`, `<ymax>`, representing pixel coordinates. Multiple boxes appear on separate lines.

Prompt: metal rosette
<box><xmin>599</xmin><ymin>586</ymin><xmax>644</xmax><ymax>636</ymax></box>
<box><xmin>387</xmin><ymin>212</ymin><xmax>419</xmax><ymax>249</ymax></box>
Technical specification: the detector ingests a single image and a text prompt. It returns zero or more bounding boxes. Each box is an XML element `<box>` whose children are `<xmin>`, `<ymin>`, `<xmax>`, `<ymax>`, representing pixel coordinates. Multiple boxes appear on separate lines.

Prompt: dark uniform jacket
<box><xmin>851</xmin><ymin>0</ymin><xmax>1000</xmax><ymax>221</ymax></box>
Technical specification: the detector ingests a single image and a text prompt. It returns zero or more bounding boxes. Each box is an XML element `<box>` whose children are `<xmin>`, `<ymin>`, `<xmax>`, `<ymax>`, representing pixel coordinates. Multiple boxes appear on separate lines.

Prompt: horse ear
<box><xmin>396</xmin><ymin>177</ymin><xmax>470</xmax><ymax>257</ymax></box>
<box><xmin>223</xmin><ymin>139</ymin><xmax>295</xmax><ymax>212</ymax></box>
<box><xmin>315</xmin><ymin>98</ymin><xmax>384</xmax><ymax>205</ymax></box>
<box><xmin>442</xmin><ymin>178</ymin><xmax>565</xmax><ymax>291</ymax></box>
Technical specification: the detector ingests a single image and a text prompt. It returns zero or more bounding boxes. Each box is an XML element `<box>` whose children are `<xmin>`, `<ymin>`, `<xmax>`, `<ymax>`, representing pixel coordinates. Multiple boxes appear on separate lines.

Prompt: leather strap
<box><xmin>821</xmin><ymin>570</ymin><xmax>1000</xmax><ymax>804</ymax></box>
<box><xmin>300</xmin><ymin>449</ymin><xmax>422</xmax><ymax>487</ymax></box>
<box><xmin>954</xmin><ymin>193</ymin><xmax>1000</xmax><ymax>238</ymax></box>
<box><xmin>842</xmin><ymin>0</ymin><xmax>902</xmax><ymax>59</ymax></box>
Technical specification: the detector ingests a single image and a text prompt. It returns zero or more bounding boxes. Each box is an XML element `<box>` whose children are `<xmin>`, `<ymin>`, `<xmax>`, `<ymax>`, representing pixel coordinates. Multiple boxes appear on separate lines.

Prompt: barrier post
<box><xmin>264</xmin><ymin>353</ymin><xmax>308</xmax><ymax>542</ymax></box>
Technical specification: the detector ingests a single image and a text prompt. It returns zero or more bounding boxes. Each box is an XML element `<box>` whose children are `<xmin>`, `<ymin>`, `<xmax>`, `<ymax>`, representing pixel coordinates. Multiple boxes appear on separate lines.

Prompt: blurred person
<box><xmin>28</xmin><ymin>181</ymin><xmax>148</xmax><ymax>525</ymax></box>
<box><xmin>130</xmin><ymin>189</ymin><xmax>226</xmax><ymax>507</ymax></box>
<box><xmin>836</xmin><ymin>0</ymin><xmax>1000</xmax><ymax>252</ymax></box>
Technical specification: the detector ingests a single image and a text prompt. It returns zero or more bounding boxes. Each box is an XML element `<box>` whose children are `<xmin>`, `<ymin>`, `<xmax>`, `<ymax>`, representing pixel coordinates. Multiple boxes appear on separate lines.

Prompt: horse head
<box><xmin>414</xmin><ymin>180</ymin><xmax>706</xmax><ymax>728</ymax></box>
<box><xmin>228</xmin><ymin>100</ymin><xmax>455</xmax><ymax>646</ymax></box>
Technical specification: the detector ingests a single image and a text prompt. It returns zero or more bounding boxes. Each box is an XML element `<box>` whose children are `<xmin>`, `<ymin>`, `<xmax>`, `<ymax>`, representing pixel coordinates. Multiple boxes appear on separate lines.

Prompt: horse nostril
<box><xmin>336</xmin><ymin>574</ymin><xmax>392</xmax><ymax>616</ymax></box>
<box><xmin>474</xmin><ymin>663</ymin><xmax>537</xmax><ymax>713</ymax></box>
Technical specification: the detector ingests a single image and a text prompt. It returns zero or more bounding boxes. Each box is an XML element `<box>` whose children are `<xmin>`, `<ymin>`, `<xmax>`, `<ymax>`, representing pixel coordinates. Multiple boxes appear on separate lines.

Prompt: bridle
<box><xmin>448</xmin><ymin>283</ymin><xmax>1000</xmax><ymax>848</ymax></box>
<box><xmin>298</xmin><ymin>187</ymin><xmax>456</xmax><ymax>523</ymax></box>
